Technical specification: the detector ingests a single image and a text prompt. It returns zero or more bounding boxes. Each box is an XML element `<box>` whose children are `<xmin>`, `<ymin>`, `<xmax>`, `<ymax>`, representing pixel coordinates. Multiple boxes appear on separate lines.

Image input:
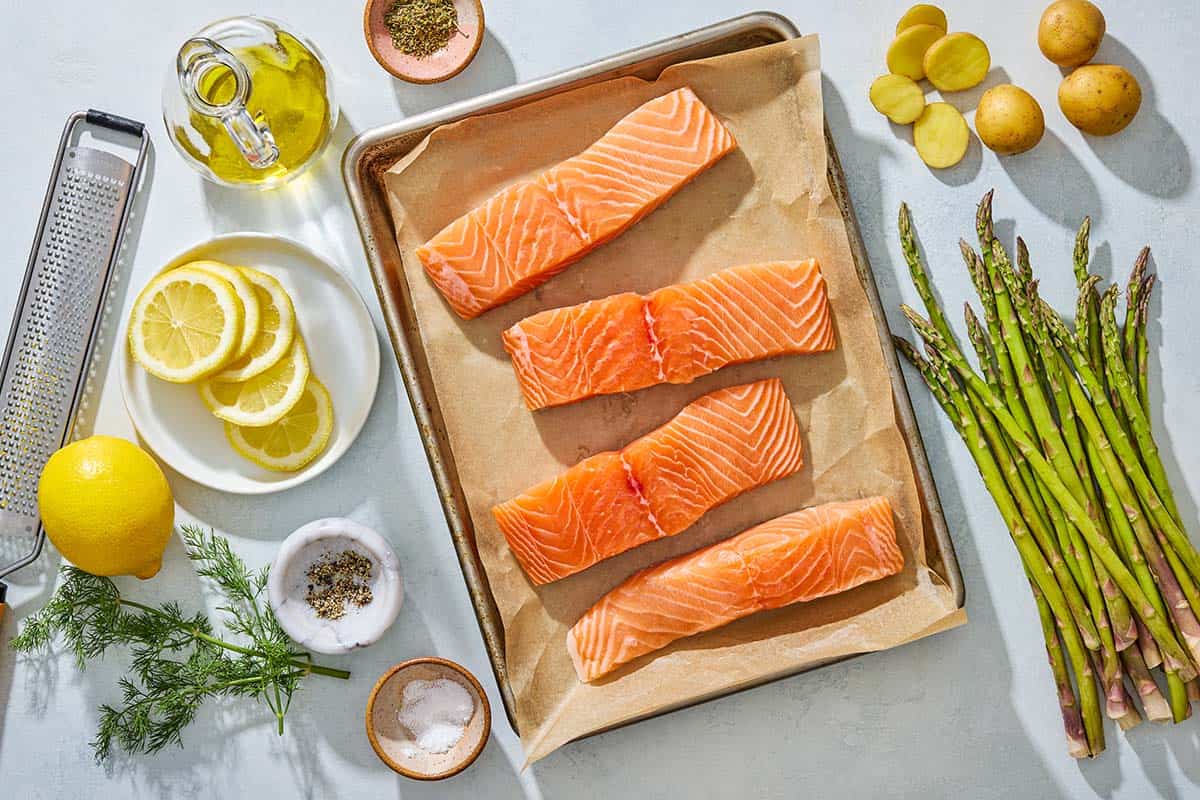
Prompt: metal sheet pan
<box><xmin>342</xmin><ymin>11</ymin><xmax>965</xmax><ymax>737</ymax></box>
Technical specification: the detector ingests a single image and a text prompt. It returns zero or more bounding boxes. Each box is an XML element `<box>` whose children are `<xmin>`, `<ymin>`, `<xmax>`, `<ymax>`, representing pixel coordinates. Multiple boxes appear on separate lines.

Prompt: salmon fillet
<box><xmin>416</xmin><ymin>87</ymin><xmax>736</xmax><ymax>319</ymax></box>
<box><xmin>492</xmin><ymin>379</ymin><xmax>804</xmax><ymax>584</ymax></box>
<box><xmin>504</xmin><ymin>260</ymin><xmax>835</xmax><ymax>410</ymax></box>
<box><xmin>567</xmin><ymin>496</ymin><xmax>904</xmax><ymax>682</ymax></box>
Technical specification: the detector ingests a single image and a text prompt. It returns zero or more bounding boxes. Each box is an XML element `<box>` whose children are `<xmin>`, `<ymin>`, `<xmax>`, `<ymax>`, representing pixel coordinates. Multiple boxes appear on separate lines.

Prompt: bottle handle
<box><xmin>176</xmin><ymin>37</ymin><xmax>280</xmax><ymax>170</ymax></box>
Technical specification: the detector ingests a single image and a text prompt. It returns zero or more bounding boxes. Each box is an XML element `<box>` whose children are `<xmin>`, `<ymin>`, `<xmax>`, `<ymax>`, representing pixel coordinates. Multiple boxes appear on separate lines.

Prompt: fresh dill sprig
<box><xmin>11</xmin><ymin>525</ymin><xmax>350</xmax><ymax>761</ymax></box>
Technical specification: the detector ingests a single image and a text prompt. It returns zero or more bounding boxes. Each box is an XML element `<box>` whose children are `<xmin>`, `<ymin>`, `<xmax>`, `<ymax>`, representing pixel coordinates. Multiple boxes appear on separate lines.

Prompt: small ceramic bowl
<box><xmin>267</xmin><ymin>518</ymin><xmax>403</xmax><ymax>655</ymax></box>
<box><xmin>366</xmin><ymin>657</ymin><xmax>492</xmax><ymax>780</ymax></box>
<box><xmin>363</xmin><ymin>0</ymin><xmax>484</xmax><ymax>83</ymax></box>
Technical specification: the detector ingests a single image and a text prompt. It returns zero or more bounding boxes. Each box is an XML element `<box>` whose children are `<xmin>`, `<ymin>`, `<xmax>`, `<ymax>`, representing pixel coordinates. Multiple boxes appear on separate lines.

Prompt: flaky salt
<box><xmin>397</xmin><ymin>678</ymin><xmax>475</xmax><ymax>754</ymax></box>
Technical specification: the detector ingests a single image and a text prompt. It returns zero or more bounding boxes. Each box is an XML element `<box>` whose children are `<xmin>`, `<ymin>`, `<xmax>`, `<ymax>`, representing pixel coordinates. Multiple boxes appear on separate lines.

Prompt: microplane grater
<box><xmin>0</xmin><ymin>111</ymin><xmax>148</xmax><ymax>616</ymax></box>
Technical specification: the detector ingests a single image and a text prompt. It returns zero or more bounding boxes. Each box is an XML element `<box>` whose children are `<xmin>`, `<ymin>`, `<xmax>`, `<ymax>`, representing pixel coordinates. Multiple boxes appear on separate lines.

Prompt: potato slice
<box><xmin>869</xmin><ymin>74</ymin><xmax>926</xmax><ymax>124</ymax></box>
<box><xmin>913</xmin><ymin>102</ymin><xmax>970</xmax><ymax>168</ymax></box>
<box><xmin>886</xmin><ymin>24</ymin><xmax>945</xmax><ymax>81</ymax></box>
<box><xmin>923</xmin><ymin>33</ymin><xmax>991</xmax><ymax>92</ymax></box>
<box><xmin>896</xmin><ymin>4</ymin><xmax>947</xmax><ymax>34</ymax></box>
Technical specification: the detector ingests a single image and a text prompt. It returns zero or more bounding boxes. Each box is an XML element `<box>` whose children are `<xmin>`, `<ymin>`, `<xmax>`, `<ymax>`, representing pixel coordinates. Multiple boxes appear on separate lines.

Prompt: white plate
<box><xmin>120</xmin><ymin>233</ymin><xmax>380</xmax><ymax>495</ymax></box>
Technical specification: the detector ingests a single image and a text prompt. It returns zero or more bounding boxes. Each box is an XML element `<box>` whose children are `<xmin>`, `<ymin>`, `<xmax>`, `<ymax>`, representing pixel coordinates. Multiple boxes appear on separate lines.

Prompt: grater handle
<box><xmin>85</xmin><ymin>109</ymin><xmax>145</xmax><ymax>138</ymax></box>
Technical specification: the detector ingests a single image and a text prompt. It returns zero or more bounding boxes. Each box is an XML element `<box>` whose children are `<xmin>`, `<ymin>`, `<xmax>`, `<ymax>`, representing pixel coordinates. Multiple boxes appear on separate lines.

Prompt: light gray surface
<box><xmin>1</xmin><ymin>1</ymin><xmax>1197</xmax><ymax>798</ymax></box>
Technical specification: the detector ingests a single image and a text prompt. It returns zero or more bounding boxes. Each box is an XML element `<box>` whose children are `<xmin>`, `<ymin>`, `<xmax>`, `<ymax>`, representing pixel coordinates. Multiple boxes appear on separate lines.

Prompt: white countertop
<box><xmin>2</xmin><ymin>1</ymin><xmax>1198</xmax><ymax>798</ymax></box>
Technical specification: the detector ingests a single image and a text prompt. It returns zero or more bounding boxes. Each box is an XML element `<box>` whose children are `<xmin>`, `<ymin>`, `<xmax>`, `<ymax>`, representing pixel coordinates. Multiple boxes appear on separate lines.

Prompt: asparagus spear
<box><xmin>1121</xmin><ymin>645</ymin><xmax>1172</xmax><ymax>722</ymax></box>
<box><xmin>1137</xmin><ymin>618</ymin><xmax>1163</xmax><ymax>669</ymax></box>
<box><xmin>963</xmin><ymin>243</ymin><xmax>1061</xmax><ymax>563</ymax></box>
<box><xmin>1168</xmin><ymin>672</ymin><xmax>1192</xmax><ymax>723</ymax></box>
<box><xmin>1041</xmin><ymin>304</ymin><xmax>1200</xmax><ymax>586</ymax></box>
<box><xmin>1078</xmin><ymin>274</ymin><xmax>1135</xmax><ymax>443</ymax></box>
<box><xmin>948</xmin><ymin>321</ymin><xmax>1102</xmax><ymax>648</ymax></box>
<box><xmin>1105</xmin><ymin>282</ymin><xmax>1200</xmax><ymax>621</ymax></box>
<box><xmin>1136</xmin><ymin>274</ymin><xmax>1156</xmax><ymax>417</ymax></box>
<box><xmin>902</xmin><ymin>212</ymin><xmax>1098</xmax><ymax>647</ymax></box>
<box><xmin>1045</xmin><ymin>316</ymin><xmax>1200</xmax><ymax>670</ymax></box>
<box><xmin>1100</xmin><ymin>287</ymin><xmax>1181</xmax><ymax>525</ymax></box>
<box><xmin>1031</xmin><ymin>572</ymin><xmax>1093</xmax><ymax>755</ymax></box>
<box><xmin>965</xmin><ymin>303</ymin><xmax>1000</xmax><ymax>392</ymax></box>
<box><xmin>989</xmin><ymin>246</ymin><xmax>1128</xmax><ymax>710</ymax></box>
<box><xmin>902</xmin><ymin>306</ymin><xmax>1197</xmax><ymax>681</ymax></box>
<box><xmin>1027</xmin><ymin>278</ymin><xmax>1138</xmax><ymax>654</ymax></box>
<box><xmin>1083</xmin><ymin>426</ymin><xmax>1197</xmax><ymax>716</ymax></box>
<box><xmin>1123</xmin><ymin>248</ymin><xmax>1149</xmax><ymax>383</ymax></box>
<box><xmin>974</xmin><ymin>194</ymin><xmax>1037</xmax><ymax>439</ymax></box>
<box><xmin>1073</xmin><ymin>218</ymin><xmax>1107</xmax><ymax>391</ymax></box>
<box><xmin>1016</xmin><ymin>237</ymin><xmax>1034</xmax><ymax>288</ymax></box>
<box><xmin>965</xmin><ymin>302</ymin><xmax>1061</xmax><ymax>560</ymax></box>
<box><xmin>896</xmin><ymin>337</ymin><xmax>1104</xmax><ymax>754</ymax></box>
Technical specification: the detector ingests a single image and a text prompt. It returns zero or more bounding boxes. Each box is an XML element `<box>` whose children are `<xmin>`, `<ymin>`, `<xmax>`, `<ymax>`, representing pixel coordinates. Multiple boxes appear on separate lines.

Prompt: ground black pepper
<box><xmin>304</xmin><ymin>550</ymin><xmax>375</xmax><ymax>620</ymax></box>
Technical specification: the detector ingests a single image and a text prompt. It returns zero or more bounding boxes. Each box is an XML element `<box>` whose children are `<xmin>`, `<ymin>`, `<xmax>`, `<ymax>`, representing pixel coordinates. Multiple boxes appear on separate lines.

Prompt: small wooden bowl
<box><xmin>365</xmin><ymin>657</ymin><xmax>492</xmax><ymax>780</ymax></box>
<box><xmin>363</xmin><ymin>0</ymin><xmax>485</xmax><ymax>84</ymax></box>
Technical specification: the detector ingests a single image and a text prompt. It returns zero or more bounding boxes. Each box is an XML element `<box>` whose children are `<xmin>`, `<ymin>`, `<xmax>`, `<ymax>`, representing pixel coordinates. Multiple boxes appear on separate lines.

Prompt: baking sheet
<box><xmin>343</xmin><ymin>15</ymin><xmax>965</xmax><ymax>740</ymax></box>
<box><xmin>379</xmin><ymin>34</ymin><xmax>964</xmax><ymax>761</ymax></box>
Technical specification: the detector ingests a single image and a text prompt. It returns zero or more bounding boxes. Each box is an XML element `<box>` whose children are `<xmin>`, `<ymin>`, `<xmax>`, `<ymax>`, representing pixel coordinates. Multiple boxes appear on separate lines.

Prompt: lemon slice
<box><xmin>199</xmin><ymin>336</ymin><xmax>310</xmax><ymax>427</ymax></box>
<box><xmin>212</xmin><ymin>267</ymin><xmax>296</xmax><ymax>382</ymax></box>
<box><xmin>225</xmin><ymin>378</ymin><xmax>334</xmax><ymax>471</ymax></box>
<box><xmin>188</xmin><ymin>260</ymin><xmax>261</xmax><ymax>361</ymax></box>
<box><xmin>128</xmin><ymin>266</ymin><xmax>245</xmax><ymax>383</ymax></box>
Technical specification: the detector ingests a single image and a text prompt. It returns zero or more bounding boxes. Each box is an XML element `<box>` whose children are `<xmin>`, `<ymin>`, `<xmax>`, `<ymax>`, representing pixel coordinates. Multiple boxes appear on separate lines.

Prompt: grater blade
<box><xmin>0</xmin><ymin>111</ymin><xmax>148</xmax><ymax>587</ymax></box>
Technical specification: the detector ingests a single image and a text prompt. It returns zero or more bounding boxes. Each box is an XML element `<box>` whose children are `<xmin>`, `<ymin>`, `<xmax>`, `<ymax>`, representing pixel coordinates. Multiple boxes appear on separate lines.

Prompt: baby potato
<box><xmin>913</xmin><ymin>102</ymin><xmax>970</xmax><ymax>168</ymax></box>
<box><xmin>1058</xmin><ymin>64</ymin><xmax>1141</xmax><ymax>136</ymax></box>
<box><xmin>976</xmin><ymin>85</ymin><xmax>1045</xmax><ymax>155</ymax></box>
<box><xmin>896</xmin><ymin>4</ymin><xmax>947</xmax><ymax>35</ymax></box>
<box><xmin>870</xmin><ymin>74</ymin><xmax>926</xmax><ymax>124</ymax></box>
<box><xmin>1038</xmin><ymin>0</ymin><xmax>1106</xmax><ymax>68</ymax></box>
<box><xmin>923</xmin><ymin>33</ymin><xmax>991</xmax><ymax>92</ymax></box>
<box><xmin>887</xmin><ymin>24</ymin><xmax>945</xmax><ymax>81</ymax></box>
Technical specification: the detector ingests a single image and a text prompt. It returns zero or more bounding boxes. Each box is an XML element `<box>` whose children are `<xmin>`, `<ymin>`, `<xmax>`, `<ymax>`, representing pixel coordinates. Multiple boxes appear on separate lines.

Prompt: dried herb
<box><xmin>10</xmin><ymin>526</ymin><xmax>350</xmax><ymax>761</ymax></box>
<box><xmin>383</xmin><ymin>0</ymin><xmax>459</xmax><ymax>59</ymax></box>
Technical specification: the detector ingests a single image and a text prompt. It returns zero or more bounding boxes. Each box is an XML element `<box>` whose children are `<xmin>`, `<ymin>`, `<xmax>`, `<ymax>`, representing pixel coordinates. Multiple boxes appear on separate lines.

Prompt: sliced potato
<box><xmin>886</xmin><ymin>24</ymin><xmax>945</xmax><ymax>81</ymax></box>
<box><xmin>869</xmin><ymin>74</ymin><xmax>926</xmax><ymax>124</ymax></box>
<box><xmin>913</xmin><ymin>102</ymin><xmax>970</xmax><ymax>168</ymax></box>
<box><xmin>896</xmin><ymin>4</ymin><xmax>947</xmax><ymax>34</ymax></box>
<box><xmin>923</xmin><ymin>33</ymin><xmax>991</xmax><ymax>92</ymax></box>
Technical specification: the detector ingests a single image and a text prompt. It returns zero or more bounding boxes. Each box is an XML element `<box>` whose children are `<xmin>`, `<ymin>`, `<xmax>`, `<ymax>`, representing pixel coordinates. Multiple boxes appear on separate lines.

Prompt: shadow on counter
<box><xmin>1082</xmin><ymin>35</ymin><xmax>1190</xmax><ymax>200</ymax></box>
<box><xmin>392</xmin><ymin>31</ymin><xmax>518</xmax><ymax>118</ymax></box>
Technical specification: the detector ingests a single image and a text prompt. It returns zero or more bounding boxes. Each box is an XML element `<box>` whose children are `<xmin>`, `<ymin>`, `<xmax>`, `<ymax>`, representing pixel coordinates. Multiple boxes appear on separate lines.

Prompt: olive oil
<box><xmin>173</xmin><ymin>31</ymin><xmax>332</xmax><ymax>186</ymax></box>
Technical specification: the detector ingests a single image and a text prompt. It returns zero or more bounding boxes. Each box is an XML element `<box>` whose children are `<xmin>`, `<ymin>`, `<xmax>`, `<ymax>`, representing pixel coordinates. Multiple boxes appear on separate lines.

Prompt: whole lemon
<box><xmin>38</xmin><ymin>436</ymin><xmax>174</xmax><ymax>578</ymax></box>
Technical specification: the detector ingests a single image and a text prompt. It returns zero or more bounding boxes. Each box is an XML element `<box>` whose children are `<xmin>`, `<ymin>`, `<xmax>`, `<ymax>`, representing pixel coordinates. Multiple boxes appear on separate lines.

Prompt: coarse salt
<box><xmin>397</xmin><ymin>678</ymin><xmax>475</xmax><ymax>754</ymax></box>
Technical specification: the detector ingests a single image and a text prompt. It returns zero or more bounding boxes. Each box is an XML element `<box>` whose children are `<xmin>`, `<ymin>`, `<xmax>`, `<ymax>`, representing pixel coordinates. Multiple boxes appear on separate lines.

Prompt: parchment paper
<box><xmin>384</xmin><ymin>36</ymin><xmax>964</xmax><ymax>762</ymax></box>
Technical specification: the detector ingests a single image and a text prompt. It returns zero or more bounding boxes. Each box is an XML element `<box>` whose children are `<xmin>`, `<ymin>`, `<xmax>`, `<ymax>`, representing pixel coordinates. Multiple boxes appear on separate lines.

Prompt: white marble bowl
<box><xmin>268</xmin><ymin>518</ymin><xmax>403</xmax><ymax>654</ymax></box>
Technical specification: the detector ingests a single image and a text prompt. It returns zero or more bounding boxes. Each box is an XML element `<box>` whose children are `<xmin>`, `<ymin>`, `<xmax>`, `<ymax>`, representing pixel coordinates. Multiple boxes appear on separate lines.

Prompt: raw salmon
<box><xmin>504</xmin><ymin>260</ymin><xmax>835</xmax><ymax>410</ymax></box>
<box><xmin>492</xmin><ymin>379</ymin><xmax>804</xmax><ymax>584</ymax></box>
<box><xmin>567</xmin><ymin>496</ymin><xmax>904</xmax><ymax>682</ymax></box>
<box><xmin>416</xmin><ymin>87</ymin><xmax>736</xmax><ymax>318</ymax></box>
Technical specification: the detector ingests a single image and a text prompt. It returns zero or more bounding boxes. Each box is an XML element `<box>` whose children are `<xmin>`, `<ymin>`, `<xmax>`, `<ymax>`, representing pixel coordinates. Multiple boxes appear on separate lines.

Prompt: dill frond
<box><xmin>11</xmin><ymin>528</ymin><xmax>351</xmax><ymax>761</ymax></box>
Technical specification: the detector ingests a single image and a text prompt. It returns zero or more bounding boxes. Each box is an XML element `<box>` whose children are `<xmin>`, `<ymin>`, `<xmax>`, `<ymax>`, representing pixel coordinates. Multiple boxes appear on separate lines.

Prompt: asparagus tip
<box><xmin>1138</xmin><ymin>274</ymin><xmax>1157</xmax><ymax>325</ymax></box>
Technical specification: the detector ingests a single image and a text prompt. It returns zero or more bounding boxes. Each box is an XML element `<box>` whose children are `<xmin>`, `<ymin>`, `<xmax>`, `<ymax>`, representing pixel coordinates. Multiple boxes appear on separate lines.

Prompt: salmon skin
<box><xmin>492</xmin><ymin>379</ymin><xmax>804</xmax><ymax>584</ymax></box>
<box><xmin>504</xmin><ymin>260</ymin><xmax>835</xmax><ymax>410</ymax></box>
<box><xmin>567</xmin><ymin>496</ymin><xmax>903</xmax><ymax>682</ymax></box>
<box><xmin>416</xmin><ymin>87</ymin><xmax>736</xmax><ymax>319</ymax></box>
